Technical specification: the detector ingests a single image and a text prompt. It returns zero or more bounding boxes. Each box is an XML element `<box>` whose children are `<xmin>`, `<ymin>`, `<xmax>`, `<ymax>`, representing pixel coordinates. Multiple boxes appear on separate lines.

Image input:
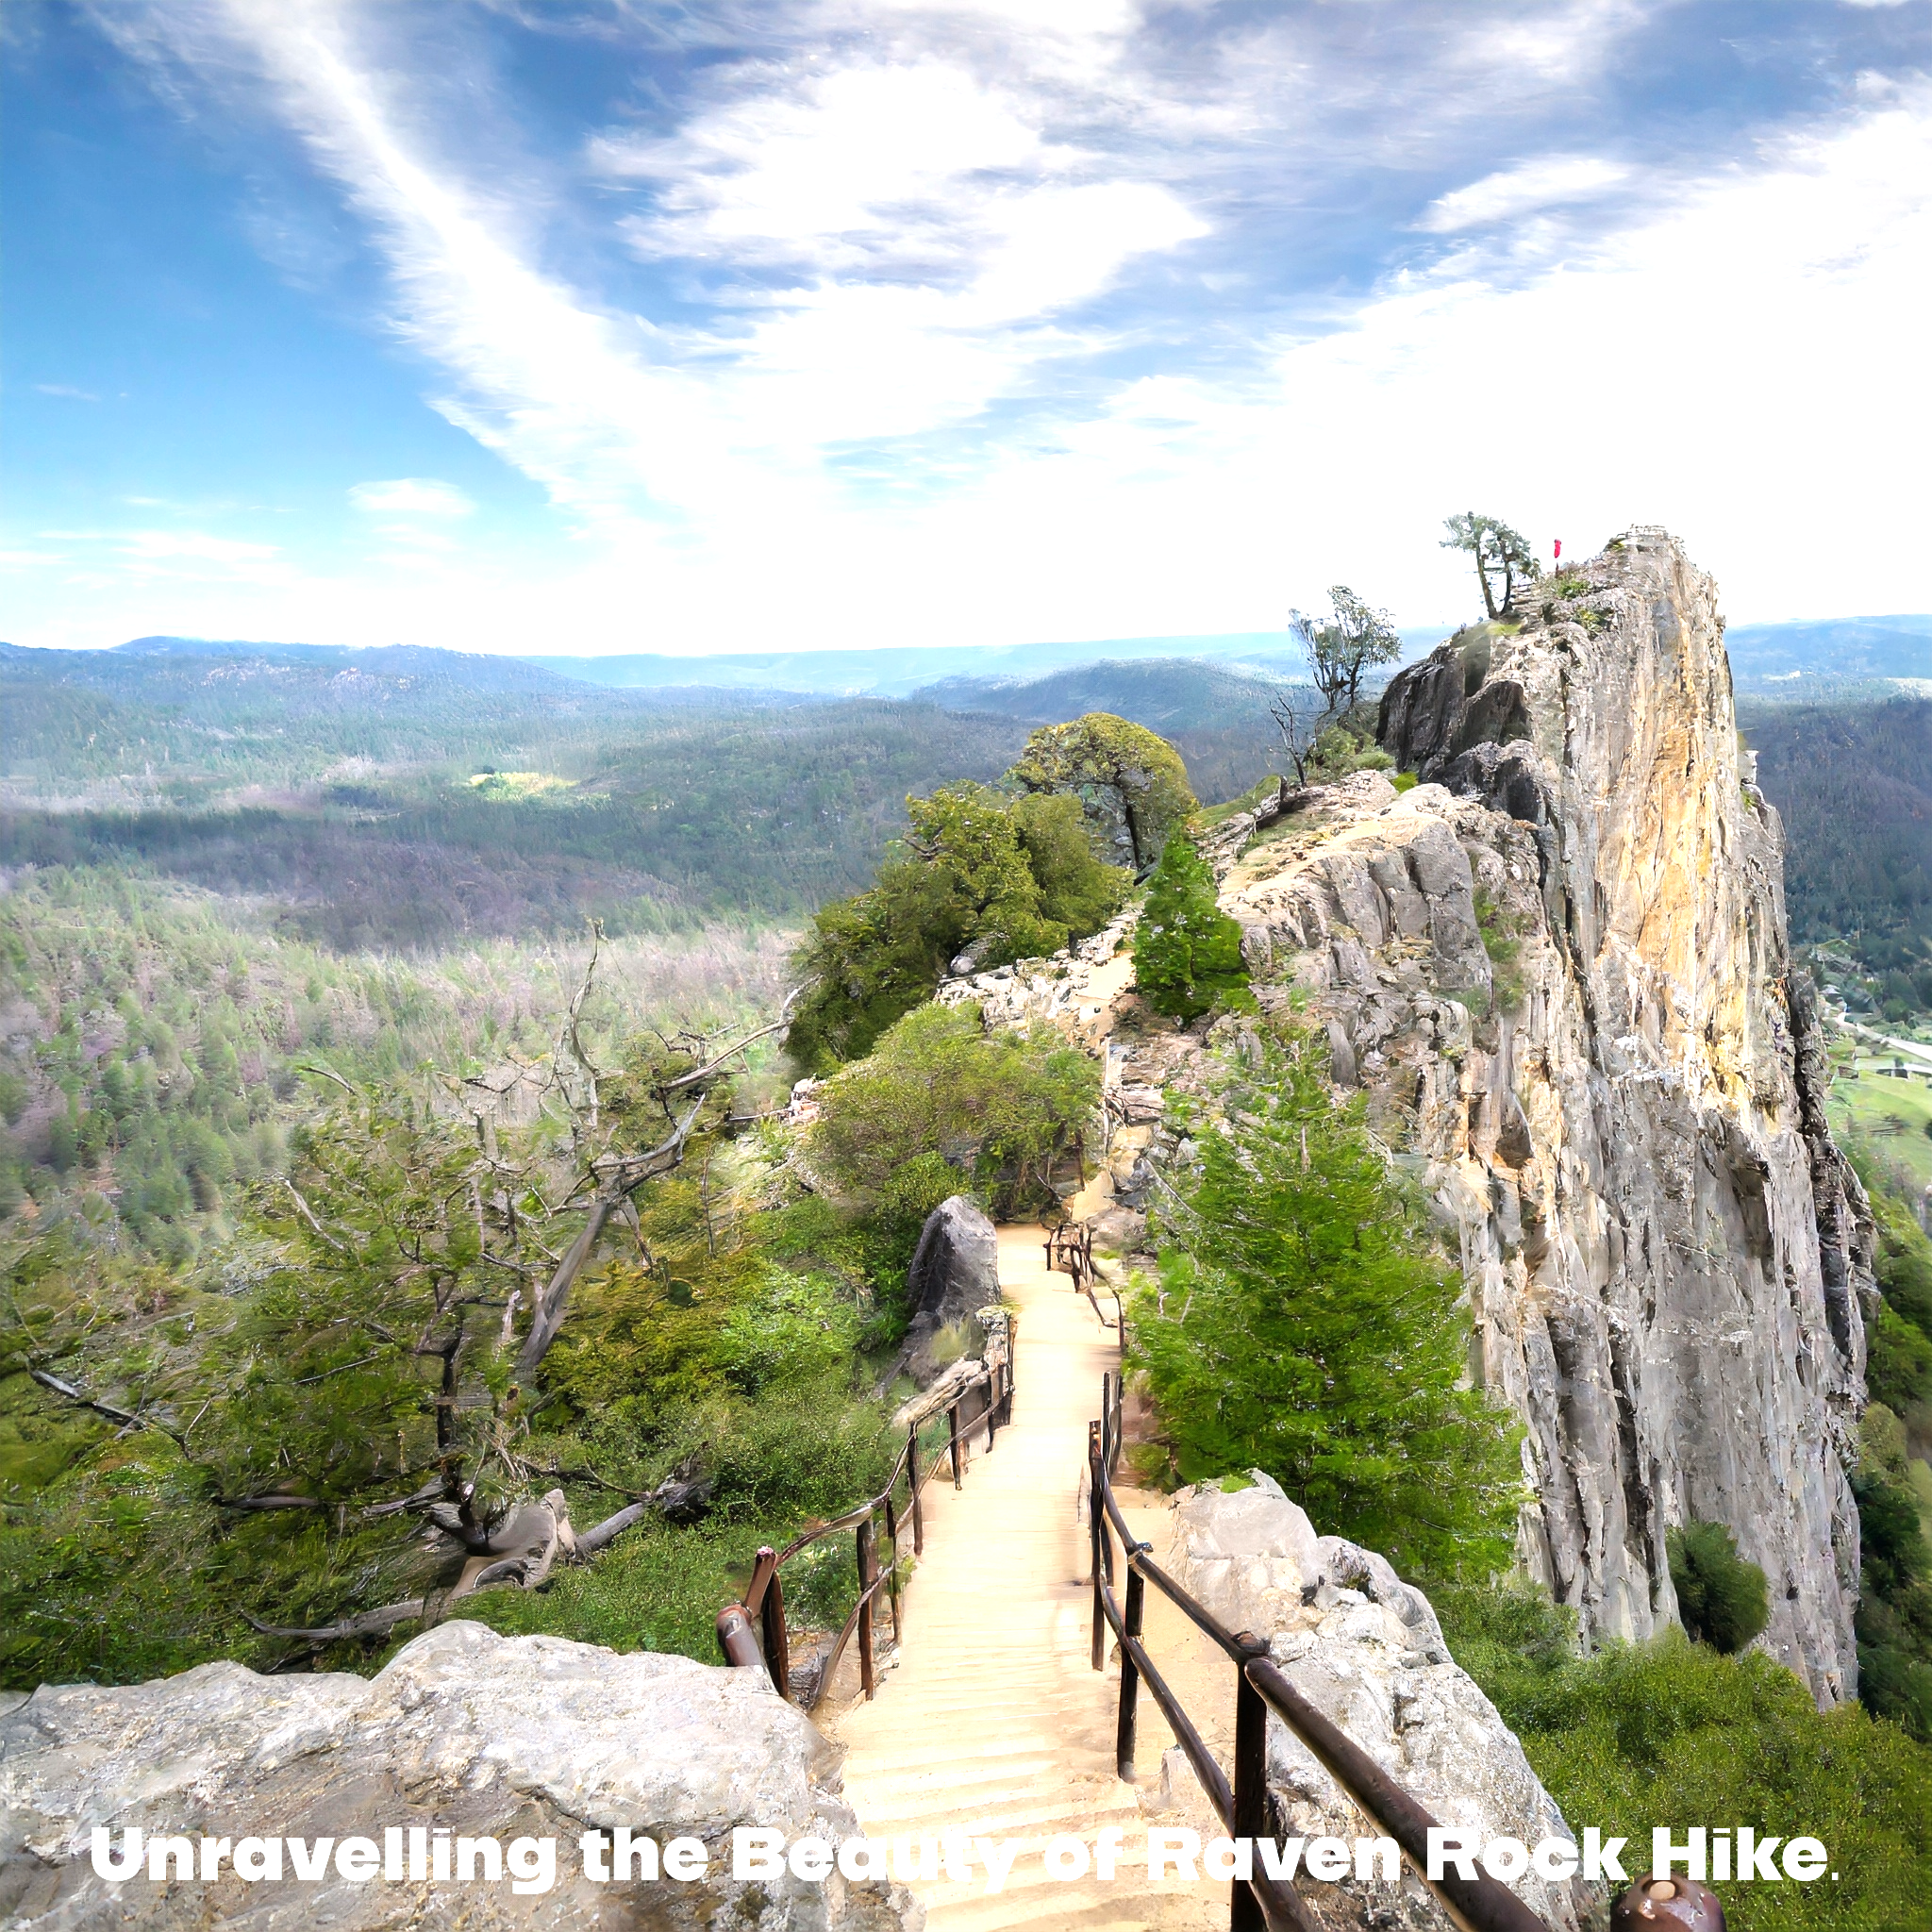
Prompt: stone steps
<box><xmin>826</xmin><ymin>1226</ymin><xmax>1229</xmax><ymax>1932</ymax></box>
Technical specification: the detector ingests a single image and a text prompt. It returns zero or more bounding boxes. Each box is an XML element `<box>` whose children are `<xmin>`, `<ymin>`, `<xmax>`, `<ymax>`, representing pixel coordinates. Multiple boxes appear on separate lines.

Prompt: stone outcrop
<box><xmin>898</xmin><ymin>1195</ymin><xmax>1000</xmax><ymax>1384</ymax></box>
<box><xmin>1355</xmin><ymin>530</ymin><xmax>1867</xmax><ymax>1695</ymax></box>
<box><xmin>1166</xmin><ymin>1477</ymin><xmax>1594</xmax><ymax>1932</ymax></box>
<box><xmin>0</xmin><ymin>1621</ymin><xmax>916</xmax><ymax>1930</ymax></box>
<box><xmin>943</xmin><ymin>530</ymin><xmax>1872</xmax><ymax>1701</ymax></box>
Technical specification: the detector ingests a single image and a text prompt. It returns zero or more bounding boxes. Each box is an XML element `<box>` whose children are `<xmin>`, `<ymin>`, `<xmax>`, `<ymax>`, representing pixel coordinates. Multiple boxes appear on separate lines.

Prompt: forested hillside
<box><xmin>3</xmin><ymin>687</ymin><xmax>1032</xmax><ymax>943</ymax></box>
<box><xmin>1740</xmin><ymin>694</ymin><xmax>1932</xmax><ymax>1001</ymax></box>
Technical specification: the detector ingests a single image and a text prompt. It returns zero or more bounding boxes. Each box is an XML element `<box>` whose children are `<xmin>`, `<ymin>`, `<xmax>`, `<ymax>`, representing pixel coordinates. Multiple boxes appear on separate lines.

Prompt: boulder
<box><xmin>1166</xmin><ymin>1483</ymin><xmax>1594</xmax><ymax>1932</ymax></box>
<box><xmin>899</xmin><ymin>1196</ymin><xmax>1000</xmax><ymax>1385</ymax></box>
<box><xmin>0</xmin><ymin>1621</ymin><xmax>918</xmax><ymax>1930</ymax></box>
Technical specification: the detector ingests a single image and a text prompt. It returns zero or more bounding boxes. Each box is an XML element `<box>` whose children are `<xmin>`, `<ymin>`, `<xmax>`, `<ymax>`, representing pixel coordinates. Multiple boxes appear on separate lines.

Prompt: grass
<box><xmin>1434</xmin><ymin>1583</ymin><xmax>1932</xmax><ymax>1932</ymax></box>
<box><xmin>1830</xmin><ymin>1069</ymin><xmax>1932</xmax><ymax>1191</ymax></box>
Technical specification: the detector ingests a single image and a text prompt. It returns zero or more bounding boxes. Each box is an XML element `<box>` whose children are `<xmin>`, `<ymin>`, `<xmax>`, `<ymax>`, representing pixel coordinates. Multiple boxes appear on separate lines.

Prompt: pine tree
<box><xmin>1131</xmin><ymin>831</ymin><xmax>1249</xmax><ymax>1022</ymax></box>
<box><xmin>1130</xmin><ymin>1031</ymin><xmax>1524</xmax><ymax>1576</ymax></box>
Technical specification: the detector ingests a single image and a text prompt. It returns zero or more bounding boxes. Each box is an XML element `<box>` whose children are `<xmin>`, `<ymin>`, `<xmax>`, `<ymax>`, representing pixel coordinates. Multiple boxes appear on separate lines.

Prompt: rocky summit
<box><xmin>944</xmin><ymin>528</ymin><xmax>1872</xmax><ymax>1701</ymax></box>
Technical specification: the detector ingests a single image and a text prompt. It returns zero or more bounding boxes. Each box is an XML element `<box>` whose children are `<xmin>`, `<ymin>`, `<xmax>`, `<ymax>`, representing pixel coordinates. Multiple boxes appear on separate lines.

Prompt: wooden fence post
<box><xmin>715</xmin><ymin>1604</ymin><xmax>761</xmax><ymax>1670</ymax></box>
<box><xmin>948</xmin><ymin>1402</ymin><xmax>963</xmax><ymax>1488</ymax></box>
<box><xmin>1089</xmin><ymin>1420</ymin><xmax>1107</xmax><ymax>1673</ymax></box>
<box><xmin>1230</xmin><ymin>1633</ymin><xmax>1272</xmax><ymax>1932</ymax></box>
<box><xmin>908</xmin><ymin>1424</ymin><xmax>924</xmax><ymax>1554</ymax></box>
<box><xmin>755</xmin><ymin>1545</ymin><xmax>791</xmax><ymax>1700</ymax></box>
<box><xmin>856</xmin><ymin>1515</ymin><xmax>877</xmax><ymax>1700</ymax></box>
<box><xmin>1116</xmin><ymin>1555</ymin><xmax>1145</xmax><ymax>1781</ymax></box>
<box><xmin>883</xmin><ymin>1497</ymin><xmax>902</xmax><ymax>1644</ymax></box>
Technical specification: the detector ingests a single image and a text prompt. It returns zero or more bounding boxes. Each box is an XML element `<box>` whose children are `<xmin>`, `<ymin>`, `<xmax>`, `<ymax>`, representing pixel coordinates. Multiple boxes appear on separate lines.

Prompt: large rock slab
<box><xmin>1168</xmin><ymin>1480</ymin><xmax>1593</xmax><ymax>1932</ymax></box>
<box><xmin>0</xmin><ymin>1621</ymin><xmax>917</xmax><ymax>1930</ymax></box>
<box><xmin>899</xmin><ymin>1195</ymin><xmax>1000</xmax><ymax>1384</ymax></box>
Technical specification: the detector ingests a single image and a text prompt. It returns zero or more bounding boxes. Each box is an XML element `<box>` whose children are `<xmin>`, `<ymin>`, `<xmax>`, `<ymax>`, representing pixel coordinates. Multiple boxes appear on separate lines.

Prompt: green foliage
<box><xmin>1441</xmin><ymin>511</ymin><xmax>1542</xmax><ymax>620</ymax></box>
<box><xmin>1132</xmin><ymin>831</ymin><xmax>1251</xmax><ymax>1023</ymax></box>
<box><xmin>1474</xmin><ymin>885</ymin><xmax>1527</xmax><ymax>1014</ymax></box>
<box><xmin>1434</xmin><ymin>1580</ymin><xmax>1932</xmax><ymax>1932</ymax></box>
<box><xmin>1010</xmin><ymin>791</ymin><xmax>1130</xmax><ymax>937</ymax></box>
<box><xmin>786</xmin><ymin>781</ymin><xmax>1127</xmax><ymax>1071</ymax></box>
<box><xmin>1848</xmin><ymin>1176</ymin><xmax>1932</xmax><ymax>1739</ymax></box>
<box><xmin>809</xmin><ymin>1002</ymin><xmax>1099</xmax><ymax>1220</ymax></box>
<box><xmin>0</xmin><ymin>866</ymin><xmax>786</xmax><ymax>1256</ymax></box>
<box><xmin>0</xmin><ymin>971</ymin><xmax>917</xmax><ymax>1688</ymax></box>
<box><xmin>1856</xmin><ymin>1404</ymin><xmax>1932</xmax><ymax>1742</ymax></box>
<box><xmin>0</xmin><ymin>682</ymin><xmax>1036</xmax><ymax>944</ymax></box>
<box><xmin>1007</xmin><ymin>712</ymin><xmax>1196</xmax><ymax>874</ymax></box>
<box><xmin>1667</xmin><ymin>1521</ymin><xmax>1771</xmax><ymax>1655</ymax></box>
<box><xmin>1871</xmin><ymin>1303</ymin><xmax>1932</xmax><ymax>1421</ymax></box>
<box><xmin>1129</xmin><ymin>1030</ymin><xmax>1524</xmax><ymax>1575</ymax></box>
<box><xmin>1742</xmin><ymin>698</ymin><xmax>1932</xmax><ymax>986</ymax></box>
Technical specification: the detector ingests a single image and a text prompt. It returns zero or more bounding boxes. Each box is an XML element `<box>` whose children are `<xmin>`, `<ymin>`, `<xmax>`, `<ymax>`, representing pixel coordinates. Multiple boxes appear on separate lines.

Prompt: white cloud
<box><xmin>347</xmin><ymin>476</ymin><xmax>475</xmax><ymax>517</ymax></box>
<box><xmin>17</xmin><ymin>1</ymin><xmax>1932</xmax><ymax>654</ymax></box>
<box><xmin>33</xmin><ymin>382</ymin><xmax>101</xmax><ymax>402</ymax></box>
<box><xmin>1418</xmin><ymin>155</ymin><xmax>1631</xmax><ymax>231</ymax></box>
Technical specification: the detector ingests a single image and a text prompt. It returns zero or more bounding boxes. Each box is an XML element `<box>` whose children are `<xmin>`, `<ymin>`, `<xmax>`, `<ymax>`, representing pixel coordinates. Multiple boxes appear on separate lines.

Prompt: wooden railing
<box><xmin>1087</xmin><ymin>1374</ymin><xmax>1547</xmax><ymax>1932</ymax></box>
<box><xmin>1047</xmin><ymin>1218</ymin><xmax>1123</xmax><ymax>1332</ymax></box>
<box><xmin>714</xmin><ymin>1355</ymin><xmax>1014</xmax><ymax>1709</ymax></box>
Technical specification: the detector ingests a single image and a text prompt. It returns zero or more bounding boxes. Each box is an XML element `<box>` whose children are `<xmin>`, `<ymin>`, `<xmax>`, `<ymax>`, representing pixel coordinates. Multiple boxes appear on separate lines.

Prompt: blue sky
<box><xmin>5</xmin><ymin>0</ymin><xmax>1929</xmax><ymax>655</ymax></box>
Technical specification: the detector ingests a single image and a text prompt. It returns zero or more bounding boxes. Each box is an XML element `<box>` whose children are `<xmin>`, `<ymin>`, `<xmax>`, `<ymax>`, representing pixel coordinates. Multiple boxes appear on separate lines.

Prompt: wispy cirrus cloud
<box><xmin>25</xmin><ymin>0</ymin><xmax>1932</xmax><ymax>650</ymax></box>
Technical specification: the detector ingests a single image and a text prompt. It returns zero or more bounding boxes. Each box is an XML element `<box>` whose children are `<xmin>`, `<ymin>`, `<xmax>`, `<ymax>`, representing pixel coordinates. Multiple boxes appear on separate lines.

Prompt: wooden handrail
<box><xmin>1087</xmin><ymin>1378</ymin><xmax>1554</xmax><ymax>1932</ymax></box>
<box><xmin>714</xmin><ymin>1354</ymin><xmax>1014</xmax><ymax>1707</ymax></box>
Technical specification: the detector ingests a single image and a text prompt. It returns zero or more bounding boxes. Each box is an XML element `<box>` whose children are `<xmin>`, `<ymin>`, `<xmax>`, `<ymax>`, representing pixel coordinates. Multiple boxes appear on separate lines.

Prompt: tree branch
<box><xmin>659</xmin><ymin>988</ymin><xmax>802</xmax><ymax>1092</ymax></box>
<box><xmin>241</xmin><ymin>1599</ymin><xmax>431</xmax><ymax>1642</ymax></box>
<box><xmin>515</xmin><ymin>1102</ymin><xmax>702</xmax><ymax>1378</ymax></box>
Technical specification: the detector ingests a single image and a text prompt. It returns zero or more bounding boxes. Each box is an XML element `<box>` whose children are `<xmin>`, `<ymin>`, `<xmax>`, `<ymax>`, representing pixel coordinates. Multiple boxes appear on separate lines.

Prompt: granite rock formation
<box><xmin>898</xmin><ymin>1195</ymin><xmax>1001</xmax><ymax>1384</ymax></box>
<box><xmin>0</xmin><ymin>1621</ymin><xmax>917</xmax><ymax>1931</ymax></box>
<box><xmin>1166</xmin><ymin>1477</ymin><xmax>1594</xmax><ymax>1932</ymax></box>
<box><xmin>941</xmin><ymin>530</ymin><xmax>1872</xmax><ymax>1700</ymax></box>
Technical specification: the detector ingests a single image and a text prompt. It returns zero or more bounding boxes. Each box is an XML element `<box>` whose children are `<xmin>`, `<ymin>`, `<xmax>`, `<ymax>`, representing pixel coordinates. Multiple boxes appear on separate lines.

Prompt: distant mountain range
<box><xmin>510</xmin><ymin>633</ymin><xmax>1348</xmax><ymax>696</ymax></box>
<box><xmin>1722</xmin><ymin>615</ymin><xmax>1932</xmax><ymax>685</ymax></box>
<box><xmin>3</xmin><ymin>612</ymin><xmax>1924</xmax><ymax>710</ymax></box>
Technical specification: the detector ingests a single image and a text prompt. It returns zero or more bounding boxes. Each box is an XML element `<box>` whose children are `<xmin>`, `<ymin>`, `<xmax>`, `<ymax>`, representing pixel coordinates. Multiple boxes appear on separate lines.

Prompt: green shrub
<box><xmin>808</xmin><ymin>1002</ymin><xmax>1099</xmax><ymax>1219</ymax></box>
<box><xmin>1473</xmin><ymin>884</ymin><xmax>1526</xmax><ymax>1014</ymax></box>
<box><xmin>1132</xmin><ymin>831</ymin><xmax>1251</xmax><ymax>1023</ymax></box>
<box><xmin>1131</xmin><ymin>1029</ymin><xmax>1524</xmax><ymax>1575</ymax></box>
<box><xmin>1434</xmin><ymin>1581</ymin><xmax>1932</xmax><ymax>1932</ymax></box>
<box><xmin>1668</xmin><ymin>1520</ymin><xmax>1771</xmax><ymax>1654</ymax></box>
<box><xmin>787</xmin><ymin>781</ymin><xmax>1127</xmax><ymax>1071</ymax></box>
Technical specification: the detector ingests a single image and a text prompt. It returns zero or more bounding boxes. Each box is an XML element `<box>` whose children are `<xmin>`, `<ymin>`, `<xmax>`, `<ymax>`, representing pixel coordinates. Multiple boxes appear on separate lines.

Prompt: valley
<box><xmin>3</xmin><ymin>559</ymin><xmax>1932</xmax><ymax>1931</ymax></box>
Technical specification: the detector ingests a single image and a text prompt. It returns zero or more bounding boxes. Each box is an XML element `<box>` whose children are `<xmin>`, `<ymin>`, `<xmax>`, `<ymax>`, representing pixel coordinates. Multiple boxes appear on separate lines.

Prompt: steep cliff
<box><xmin>1362</xmin><ymin>527</ymin><xmax>1872</xmax><ymax>1695</ymax></box>
<box><xmin>944</xmin><ymin>529</ymin><xmax>1874</xmax><ymax>1699</ymax></box>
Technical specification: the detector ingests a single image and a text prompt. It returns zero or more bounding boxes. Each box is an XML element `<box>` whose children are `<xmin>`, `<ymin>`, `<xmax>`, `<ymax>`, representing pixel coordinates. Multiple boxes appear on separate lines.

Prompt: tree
<box><xmin>1007</xmin><ymin>713</ymin><xmax>1195</xmax><ymax>874</ymax></box>
<box><xmin>1290</xmin><ymin>585</ymin><xmax>1404</xmax><ymax>721</ymax></box>
<box><xmin>808</xmin><ymin>1002</ymin><xmax>1099</xmax><ymax>1219</ymax></box>
<box><xmin>786</xmin><ymin>781</ymin><xmax>1128</xmax><ymax>1072</ymax></box>
<box><xmin>0</xmin><ymin>943</ymin><xmax>780</xmax><ymax>1660</ymax></box>
<box><xmin>1668</xmin><ymin>1521</ymin><xmax>1771</xmax><ymax>1655</ymax></box>
<box><xmin>1441</xmin><ymin>512</ymin><xmax>1542</xmax><ymax>619</ymax></box>
<box><xmin>1131</xmin><ymin>831</ymin><xmax>1251</xmax><ymax>1023</ymax></box>
<box><xmin>1130</xmin><ymin>1030</ymin><xmax>1524</xmax><ymax>1575</ymax></box>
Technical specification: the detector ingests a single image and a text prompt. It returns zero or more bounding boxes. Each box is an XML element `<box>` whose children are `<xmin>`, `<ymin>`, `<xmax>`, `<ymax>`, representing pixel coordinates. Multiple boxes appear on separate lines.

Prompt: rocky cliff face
<box><xmin>947</xmin><ymin>529</ymin><xmax>1873</xmax><ymax>1699</ymax></box>
<box><xmin>1359</xmin><ymin>527</ymin><xmax>1872</xmax><ymax>1695</ymax></box>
